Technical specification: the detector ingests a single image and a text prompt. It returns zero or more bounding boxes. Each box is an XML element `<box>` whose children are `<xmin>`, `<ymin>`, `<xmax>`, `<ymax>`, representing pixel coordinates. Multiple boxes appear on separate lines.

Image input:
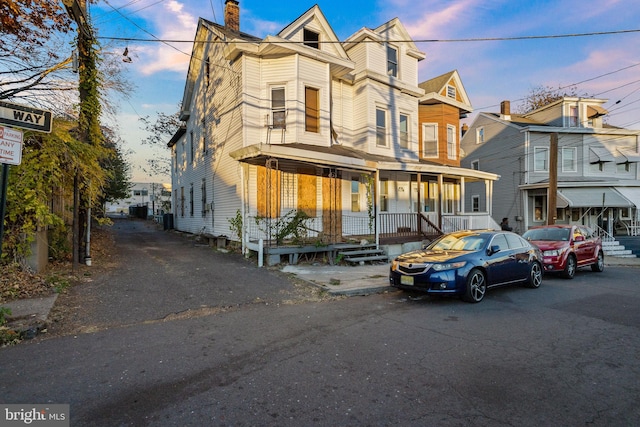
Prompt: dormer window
<box><xmin>304</xmin><ymin>29</ymin><xmax>319</xmax><ymax>49</ymax></box>
<box><xmin>568</xmin><ymin>106</ymin><xmax>579</xmax><ymax>127</ymax></box>
<box><xmin>387</xmin><ymin>45</ymin><xmax>398</xmax><ymax>77</ymax></box>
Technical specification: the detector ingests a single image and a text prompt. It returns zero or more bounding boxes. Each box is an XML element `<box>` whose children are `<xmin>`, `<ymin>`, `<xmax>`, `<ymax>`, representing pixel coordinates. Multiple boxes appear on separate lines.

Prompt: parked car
<box><xmin>389</xmin><ymin>230</ymin><xmax>543</xmax><ymax>303</ymax></box>
<box><xmin>522</xmin><ymin>225</ymin><xmax>604</xmax><ymax>279</ymax></box>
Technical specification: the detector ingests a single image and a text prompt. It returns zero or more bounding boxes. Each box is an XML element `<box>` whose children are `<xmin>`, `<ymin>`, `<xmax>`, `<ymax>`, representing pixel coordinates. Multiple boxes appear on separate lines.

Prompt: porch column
<box><xmin>438</xmin><ymin>174</ymin><xmax>443</xmax><ymax>229</ymax></box>
<box><xmin>374</xmin><ymin>170</ymin><xmax>380</xmax><ymax>246</ymax></box>
<box><xmin>486</xmin><ymin>179</ymin><xmax>492</xmax><ymax>216</ymax></box>
<box><xmin>459</xmin><ymin>177</ymin><xmax>465</xmax><ymax>214</ymax></box>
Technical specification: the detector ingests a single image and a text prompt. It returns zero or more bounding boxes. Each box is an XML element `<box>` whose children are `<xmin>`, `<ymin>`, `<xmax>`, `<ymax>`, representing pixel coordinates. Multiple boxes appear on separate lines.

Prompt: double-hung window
<box><xmin>387</xmin><ymin>45</ymin><xmax>398</xmax><ymax>77</ymax></box>
<box><xmin>534</xmin><ymin>147</ymin><xmax>549</xmax><ymax>171</ymax></box>
<box><xmin>399</xmin><ymin>114</ymin><xmax>409</xmax><ymax>148</ymax></box>
<box><xmin>447</xmin><ymin>124</ymin><xmax>456</xmax><ymax>159</ymax></box>
<box><xmin>562</xmin><ymin>147</ymin><xmax>577</xmax><ymax>172</ymax></box>
<box><xmin>376</xmin><ymin>108</ymin><xmax>387</xmax><ymax>147</ymax></box>
<box><xmin>422</xmin><ymin>123</ymin><xmax>438</xmax><ymax>157</ymax></box>
<box><xmin>271</xmin><ymin>87</ymin><xmax>286</xmax><ymax>129</ymax></box>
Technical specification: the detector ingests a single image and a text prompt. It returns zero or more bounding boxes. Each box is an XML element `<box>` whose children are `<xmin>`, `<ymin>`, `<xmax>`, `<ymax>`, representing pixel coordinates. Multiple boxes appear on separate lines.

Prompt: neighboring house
<box><xmin>461</xmin><ymin>98</ymin><xmax>640</xmax><ymax>236</ymax></box>
<box><xmin>169</xmin><ymin>1</ymin><xmax>498</xmax><ymax>263</ymax></box>
<box><xmin>106</xmin><ymin>182</ymin><xmax>172</xmax><ymax>217</ymax></box>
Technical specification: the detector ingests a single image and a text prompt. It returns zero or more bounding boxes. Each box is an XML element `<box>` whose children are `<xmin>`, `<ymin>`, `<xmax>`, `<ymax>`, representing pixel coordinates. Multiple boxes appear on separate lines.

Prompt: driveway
<box><xmin>47</xmin><ymin>217</ymin><xmax>324</xmax><ymax>336</ymax></box>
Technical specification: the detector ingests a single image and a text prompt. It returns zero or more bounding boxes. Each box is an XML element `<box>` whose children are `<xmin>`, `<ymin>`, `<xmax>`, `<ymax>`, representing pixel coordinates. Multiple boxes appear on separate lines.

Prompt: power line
<box><xmin>96</xmin><ymin>27</ymin><xmax>640</xmax><ymax>44</ymax></box>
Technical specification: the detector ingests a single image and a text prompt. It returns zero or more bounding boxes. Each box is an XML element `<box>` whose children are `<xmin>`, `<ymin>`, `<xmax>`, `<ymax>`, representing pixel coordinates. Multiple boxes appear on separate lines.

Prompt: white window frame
<box><xmin>568</xmin><ymin>105</ymin><xmax>579</xmax><ymax>127</ymax></box>
<box><xmin>386</xmin><ymin>45</ymin><xmax>398</xmax><ymax>77</ymax></box>
<box><xmin>271</xmin><ymin>86</ymin><xmax>286</xmax><ymax>129</ymax></box>
<box><xmin>399</xmin><ymin>113</ymin><xmax>409</xmax><ymax>149</ymax></box>
<box><xmin>447</xmin><ymin>124</ymin><xmax>456</xmax><ymax>160</ymax></box>
<box><xmin>303</xmin><ymin>28</ymin><xmax>320</xmax><ymax>49</ymax></box>
<box><xmin>534</xmin><ymin>147</ymin><xmax>549</xmax><ymax>172</ymax></box>
<box><xmin>376</xmin><ymin>108</ymin><xmax>388</xmax><ymax>147</ymax></box>
<box><xmin>351</xmin><ymin>177</ymin><xmax>361</xmax><ymax>212</ymax></box>
<box><xmin>422</xmin><ymin>123</ymin><xmax>438</xmax><ymax>158</ymax></box>
<box><xmin>472</xmin><ymin>195</ymin><xmax>480</xmax><ymax>212</ymax></box>
<box><xmin>561</xmin><ymin>147</ymin><xmax>577</xmax><ymax>172</ymax></box>
<box><xmin>476</xmin><ymin>127</ymin><xmax>484</xmax><ymax>144</ymax></box>
<box><xmin>471</xmin><ymin>159</ymin><xmax>479</xmax><ymax>170</ymax></box>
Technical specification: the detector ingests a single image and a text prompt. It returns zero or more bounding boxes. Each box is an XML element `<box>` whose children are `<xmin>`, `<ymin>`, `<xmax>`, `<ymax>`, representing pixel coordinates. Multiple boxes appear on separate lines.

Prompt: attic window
<box><xmin>304</xmin><ymin>29</ymin><xmax>319</xmax><ymax>49</ymax></box>
<box><xmin>387</xmin><ymin>45</ymin><xmax>398</xmax><ymax>77</ymax></box>
<box><xmin>447</xmin><ymin>85</ymin><xmax>456</xmax><ymax>99</ymax></box>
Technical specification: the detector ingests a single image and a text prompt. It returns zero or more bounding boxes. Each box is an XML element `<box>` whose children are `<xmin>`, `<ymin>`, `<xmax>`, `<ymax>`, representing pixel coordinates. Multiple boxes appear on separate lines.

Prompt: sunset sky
<box><xmin>89</xmin><ymin>0</ymin><xmax>640</xmax><ymax>181</ymax></box>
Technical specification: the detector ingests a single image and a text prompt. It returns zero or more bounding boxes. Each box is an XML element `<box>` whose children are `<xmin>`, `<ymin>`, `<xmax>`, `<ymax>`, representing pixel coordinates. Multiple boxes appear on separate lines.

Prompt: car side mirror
<box><xmin>488</xmin><ymin>245</ymin><xmax>500</xmax><ymax>255</ymax></box>
<box><xmin>574</xmin><ymin>235</ymin><xmax>585</xmax><ymax>242</ymax></box>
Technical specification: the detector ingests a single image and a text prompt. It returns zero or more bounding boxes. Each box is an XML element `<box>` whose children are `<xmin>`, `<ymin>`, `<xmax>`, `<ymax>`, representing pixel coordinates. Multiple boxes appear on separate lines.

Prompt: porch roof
<box><xmin>557</xmin><ymin>187</ymin><xmax>634</xmax><ymax>208</ymax></box>
<box><xmin>229</xmin><ymin>143</ymin><xmax>499</xmax><ymax>181</ymax></box>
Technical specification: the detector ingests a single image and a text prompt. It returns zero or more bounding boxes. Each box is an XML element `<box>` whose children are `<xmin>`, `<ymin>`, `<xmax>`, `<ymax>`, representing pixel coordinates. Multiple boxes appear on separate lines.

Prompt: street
<box><xmin>1</xmin><ymin>218</ymin><xmax>639</xmax><ymax>426</ymax></box>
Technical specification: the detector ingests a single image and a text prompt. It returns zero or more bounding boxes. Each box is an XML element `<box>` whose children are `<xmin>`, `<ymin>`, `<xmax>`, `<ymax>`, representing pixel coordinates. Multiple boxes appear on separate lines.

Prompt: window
<box><xmin>534</xmin><ymin>147</ymin><xmax>548</xmax><ymax>171</ymax></box>
<box><xmin>472</xmin><ymin>195</ymin><xmax>480</xmax><ymax>212</ymax></box>
<box><xmin>189</xmin><ymin>184</ymin><xmax>194</xmax><ymax>217</ymax></box>
<box><xmin>490</xmin><ymin>234</ymin><xmax>509</xmax><ymax>252</ymax></box>
<box><xmin>471</xmin><ymin>160</ymin><xmax>479</xmax><ymax>170</ymax></box>
<box><xmin>305</xmin><ymin>87</ymin><xmax>319</xmax><ymax>133</ymax></box>
<box><xmin>399</xmin><ymin>114</ymin><xmax>409</xmax><ymax>148</ymax></box>
<box><xmin>303</xmin><ymin>28</ymin><xmax>319</xmax><ymax>49</ymax></box>
<box><xmin>201</xmin><ymin>179</ymin><xmax>207</xmax><ymax>217</ymax></box>
<box><xmin>422</xmin><ymin>123</ymin><xmax>437</xmax><ymax>157</ymax></box>
<box><xmin>205</xmin><ymin>57</ymin><xmax>210</xmax><ymax>88</ymax></box>
<box><xmin>446</xmin><ymin>85</ymin><xmax>456</xmax><ymax>99</ymax></box>
<box><xmin>351</xmin><ymin>177</ymin><xmax>361</xmax><ymax>212</ymax></box>
<box><xmin>569</xmin><ymin>106</ymin><xmax>579</xmax><ymax>127</ymax></box>
<box><xmin>379</xmin><ymin>180</ymin><xmax>388</xmax><ymax>212</ymax></box>
<box><xmin>201</xmin><ymin>119</ymin><xmax>206</xmax><ymax>153</ymax></box>
<box><xmin>476</xmin><ymin>127</ymin><xmax>484</xmax><ymax>144</ymax></box>
<box><xmin>534</xmin><ymin>195</ymin><xmax>546</xmax><ymax>221</ymax></box>
<box><xmin>442</xmin><ymin>182</ymin><xmax>459</xmax><ymax>214</ymax></box>
<box><xmin>447</xmin><ymin>125</ymin><xmax>456</xmax><ymax>159</ymax></box>
<box><xmin>387</xmin><ymin>45</ymin><xmax>398</xmax><ymax>77</ymax></box>
<box><xmin>271</xmin><ymin>87</ymin><xmax>286</xmax><ymax>129</ymax></box>
<box><xmin>562</xmin><ymin>147</ymin><xmax>576</xmax><ymax>172</ymax></box>
<box><xmin>189</xmin><ymin>131</ymin><xmax>194</xmax><ymax>164</ymax></box>
<box><xmin>376</xmin><ymin>108</ymin><xmax>387</xmax><ymax>146</ymax></box>
<box><xmin>180</xmin><ymin>187</ymin><xmax>185</xmax><ymax>217</ymax></box>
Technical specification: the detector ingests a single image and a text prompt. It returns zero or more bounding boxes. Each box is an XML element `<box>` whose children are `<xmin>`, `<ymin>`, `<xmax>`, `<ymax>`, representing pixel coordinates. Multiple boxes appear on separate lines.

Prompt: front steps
<box><xmin>602</xmin><ymin>239</ymin><xmax>637</xmax><ymax>258</ymax></box>
<box><xmin>336</xmin><ymin>243</ymin><xmax>388</xmax><ymax>265</ymax></box>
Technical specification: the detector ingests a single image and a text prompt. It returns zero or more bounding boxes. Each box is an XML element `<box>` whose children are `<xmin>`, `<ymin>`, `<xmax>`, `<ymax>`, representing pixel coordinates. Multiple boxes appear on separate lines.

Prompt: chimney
<box><xmin>461</xmin><ymin>123</ymin><xmax>469</xmax><ymax>137</ymax></box>
<box><xmin>225</xmin><ymin>0</ymin><xmax>239</xmax><ymax>32</ymax></box>
<box><xmin>500</xmin><ymin>100</ymin><xmax>511</xmax><ymax>120</ymax></box>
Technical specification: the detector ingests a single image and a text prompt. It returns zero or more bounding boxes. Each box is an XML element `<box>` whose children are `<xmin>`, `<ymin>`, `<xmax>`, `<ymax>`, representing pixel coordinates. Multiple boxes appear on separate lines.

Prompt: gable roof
<box><xmin>418</xmin><ymin>70</ymin><xmax>473</xmax><ymax>113</ymax></box>
<box><xmin>344</xmin><ymin>18</ymin><xmax>425</xmax><ymax>61</ymax></box>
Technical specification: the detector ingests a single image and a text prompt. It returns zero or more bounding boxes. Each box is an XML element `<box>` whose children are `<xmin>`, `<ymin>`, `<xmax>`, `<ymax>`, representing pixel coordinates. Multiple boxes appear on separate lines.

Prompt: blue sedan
<box><xmin>389</xmin><ymin>230</ymin><xmax>543</xmax><ymax>303</ymax></box>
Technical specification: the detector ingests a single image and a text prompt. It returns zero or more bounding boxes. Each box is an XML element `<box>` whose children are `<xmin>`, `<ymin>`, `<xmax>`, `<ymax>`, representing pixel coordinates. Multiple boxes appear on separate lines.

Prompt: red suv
<box><xmin>522</xmin><ymin>225</ymin><xmax>604</xmax><ymax>279</ymax></box>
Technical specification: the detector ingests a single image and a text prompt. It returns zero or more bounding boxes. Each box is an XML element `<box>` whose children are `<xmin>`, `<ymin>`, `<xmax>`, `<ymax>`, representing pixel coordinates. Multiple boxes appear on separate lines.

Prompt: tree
<box><xmin>98</xmin><ymin>127</ymin><xmax>132</xmax><ymax>208</ymax></box>
<box><xmin>516</xmin><ymin>84</ymin><xmax>586</xmax><ymax>114</ymax></box>
<box><xmin>139</xmin><ymin>109</ymin><xmax>183</xmax><ymax>178</ymax></box>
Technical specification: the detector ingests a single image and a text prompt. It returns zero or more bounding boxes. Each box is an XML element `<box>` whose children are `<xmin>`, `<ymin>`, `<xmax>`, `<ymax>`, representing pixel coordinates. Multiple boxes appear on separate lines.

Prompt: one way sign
<box><xmin>0</xmin><ymin>100</ymin><xmax>52</xmax><ymax>133</ymax></box>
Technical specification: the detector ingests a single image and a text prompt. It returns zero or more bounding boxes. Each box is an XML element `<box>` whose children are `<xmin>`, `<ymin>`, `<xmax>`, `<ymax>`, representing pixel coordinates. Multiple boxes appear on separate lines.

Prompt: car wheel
<box><xmin>591</xmin><ymin>251</ymin><xmax>605</xmax><ymax>272</ymax></box>
<box><xmin>526</xmin><ymin>262</ymin><xmax>542</xmax><ymax>288</ymax></box>
<box><xmin>463</xmin><ymin>268</ymin><xmax>486</xmax><ymax>303</ymax></box>
<box><xmin>562</xmin><ymin>255</ymin><xmax>576</xmax><ymax>279</ymax></box>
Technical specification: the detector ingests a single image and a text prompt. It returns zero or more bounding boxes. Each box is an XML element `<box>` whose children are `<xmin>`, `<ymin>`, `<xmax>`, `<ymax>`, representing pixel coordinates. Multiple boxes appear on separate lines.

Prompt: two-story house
<box><xmin>461</xmin><ymin>98</ymin><xmax>640</xmax><ymax>236</ymax></box>
<box><xmin>169</xmin><ymin>1</ymin><xmax>498</xmax><ymax>264</ymax></box>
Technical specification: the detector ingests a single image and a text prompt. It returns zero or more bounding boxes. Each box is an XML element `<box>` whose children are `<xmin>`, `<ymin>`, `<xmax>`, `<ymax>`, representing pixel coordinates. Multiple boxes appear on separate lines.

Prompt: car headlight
<box><xmin>543</xmin><ymin>247</ymin><xmax>568</xmax><ymax>257</ymax></box>
<box><xmin>391</xmin><ymin>259</ymin><xmax>398</xmax><ymax>271</ymax></box>
<box><xmin>431</xmin><ymin>261</ymin><xmax>466</xmax><ymax>271</ymax></box>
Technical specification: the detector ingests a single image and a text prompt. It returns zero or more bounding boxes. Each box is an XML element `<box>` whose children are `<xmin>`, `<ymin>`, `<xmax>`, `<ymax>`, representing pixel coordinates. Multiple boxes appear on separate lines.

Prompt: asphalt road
<box><xmin>1</xmin><ymin>218</ymin><xmax>639</xmax><ymax>426</ymax></box>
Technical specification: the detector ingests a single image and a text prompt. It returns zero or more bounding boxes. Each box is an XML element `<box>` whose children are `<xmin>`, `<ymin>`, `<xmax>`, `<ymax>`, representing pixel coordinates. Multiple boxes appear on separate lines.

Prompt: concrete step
<box><xmin>343</xmin><ymin>254</ymin><xmax>389</xmax><ymax>264</ymax></box>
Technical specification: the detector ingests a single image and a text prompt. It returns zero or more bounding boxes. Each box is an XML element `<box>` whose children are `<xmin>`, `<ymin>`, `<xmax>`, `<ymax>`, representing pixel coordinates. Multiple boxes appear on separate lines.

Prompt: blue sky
<box><xmin>90</xmin><ymin>0</ymin><xmax>640</xmax><ymax>182</ymax></box>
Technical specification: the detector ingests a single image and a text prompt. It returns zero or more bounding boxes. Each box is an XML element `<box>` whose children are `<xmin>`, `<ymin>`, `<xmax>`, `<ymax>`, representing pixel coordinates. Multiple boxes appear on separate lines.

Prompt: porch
<box><xmin>244</xmin><ymin>212</ymin><xmax>499</xmax><ymax>265</ymax></box>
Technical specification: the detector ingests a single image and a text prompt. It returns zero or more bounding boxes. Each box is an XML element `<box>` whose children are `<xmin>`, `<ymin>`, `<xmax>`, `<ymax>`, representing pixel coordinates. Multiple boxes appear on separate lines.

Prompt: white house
<box><xmin>169</xmin><ymin>1</ymin><xmax>498</xmax><ymax>263</ymax></box>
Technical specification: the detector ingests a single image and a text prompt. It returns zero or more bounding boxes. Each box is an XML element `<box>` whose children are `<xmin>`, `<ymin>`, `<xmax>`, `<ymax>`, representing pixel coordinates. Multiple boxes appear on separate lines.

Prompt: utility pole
<box><xmin>547</xmin><ymin>133</ymin><xmax>558</xmax><ymax>225</ymax></box>
<box><xmin>63</xmin><ymin>0</ymin><xmax>94</xmax><ymax>271</ymax></box>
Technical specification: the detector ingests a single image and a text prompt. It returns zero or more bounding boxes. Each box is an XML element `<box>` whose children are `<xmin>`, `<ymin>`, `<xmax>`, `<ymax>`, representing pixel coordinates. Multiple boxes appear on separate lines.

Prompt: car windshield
<box><xmin>523</xmin><ymin>228</ymin><xmax>570</xmax><ymax>241</ymax></box>
<box><xmin>427</xmin><ymin>234</ymin><xmax>488</xmax><ymax>251</ymax></box>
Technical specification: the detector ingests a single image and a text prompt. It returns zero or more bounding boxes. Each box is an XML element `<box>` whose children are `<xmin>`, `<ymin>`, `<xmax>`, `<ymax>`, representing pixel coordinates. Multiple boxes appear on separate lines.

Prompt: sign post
<box><xmin>0</xmin><ymin>125</ymin><xmax>24</xmax><ymax>259</ymax></box>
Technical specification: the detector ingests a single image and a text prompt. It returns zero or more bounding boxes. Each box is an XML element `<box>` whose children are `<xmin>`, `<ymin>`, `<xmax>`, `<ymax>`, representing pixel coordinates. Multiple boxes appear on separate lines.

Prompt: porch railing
<box><xmin>244</xmin><ymin>212</ymin><xmax>498</xmax><ymax>246</ymax></box>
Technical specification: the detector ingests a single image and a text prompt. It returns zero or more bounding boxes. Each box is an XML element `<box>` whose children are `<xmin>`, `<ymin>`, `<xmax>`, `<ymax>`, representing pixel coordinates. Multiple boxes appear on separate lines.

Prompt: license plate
<box><xmin>400</xmin><ymin>275</ymin><xmax>414</xmax><ymax>286</ymax></box>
